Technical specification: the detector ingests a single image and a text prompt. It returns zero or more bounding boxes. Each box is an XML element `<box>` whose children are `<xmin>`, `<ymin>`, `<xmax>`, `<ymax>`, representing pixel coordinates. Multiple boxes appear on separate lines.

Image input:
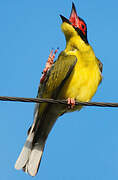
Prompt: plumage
<box><xmin>15</xmin><ymin>3</ymin><xmax>102</xmax><ymax>176</ymax></box>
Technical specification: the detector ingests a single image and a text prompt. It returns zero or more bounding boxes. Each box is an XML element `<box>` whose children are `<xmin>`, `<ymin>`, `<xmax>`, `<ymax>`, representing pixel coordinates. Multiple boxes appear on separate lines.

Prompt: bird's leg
<box><xmin>67</xmin><ymin>98</ymin><xmax>76</xmax><ymax>109</ymax></box>
<box><xmin>40</xmin><ymin>48</ymin><xmax>59</xmax><ymax>83</ymax></box>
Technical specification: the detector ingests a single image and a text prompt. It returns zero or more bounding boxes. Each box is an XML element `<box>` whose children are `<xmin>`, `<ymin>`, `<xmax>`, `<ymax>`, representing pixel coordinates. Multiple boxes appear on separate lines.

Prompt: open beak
<box><xmin>60</xmin><ymin>3</ymin><xmax>78</xmax><ymax>26</ymax></box>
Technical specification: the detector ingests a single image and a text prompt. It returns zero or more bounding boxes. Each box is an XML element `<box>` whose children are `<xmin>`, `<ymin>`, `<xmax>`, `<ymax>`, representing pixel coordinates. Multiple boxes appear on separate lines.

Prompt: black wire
<box><xmin>0</xmin><ymin>96</ymin><xmax>118</xmax><ymax>108</ymax></box>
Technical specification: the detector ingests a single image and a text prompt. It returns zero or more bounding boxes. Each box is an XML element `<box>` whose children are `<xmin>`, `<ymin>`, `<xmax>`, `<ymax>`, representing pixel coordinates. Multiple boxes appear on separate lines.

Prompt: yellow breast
<box><xmin>59</xmin><ymin>49</ymin><xmax>102</xmax><ymax>102</ymax></box>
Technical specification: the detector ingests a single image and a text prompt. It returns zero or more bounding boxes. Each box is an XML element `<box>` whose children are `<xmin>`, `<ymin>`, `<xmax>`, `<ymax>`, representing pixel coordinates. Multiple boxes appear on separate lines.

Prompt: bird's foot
<box><xmin>40</xmin><ymin>48</ymin><xmax>59</xmax><ymax>83</ymax></box>
<box><xmin>67</xmin><ymin>98</ymin><xmax>75</xmax><ymax>109</ymax></box>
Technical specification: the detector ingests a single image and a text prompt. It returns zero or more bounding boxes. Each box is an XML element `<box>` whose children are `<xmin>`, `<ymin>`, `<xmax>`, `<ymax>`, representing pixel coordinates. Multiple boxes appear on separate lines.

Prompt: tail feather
<box><xmin>15</xmin><ymin>130</ymin><xmax>45</xmax><ymax>176</ymax></box>
<box><xmin>25</xmin><ymin>141</ymin><xmax>45</xmax><ymax>176</ymax></box>
<box><xmin>15</xmin><ymin>131</ymin><xmax>34</xmax><ymax>170</ymax></box>
<box><xmin>15</xmin><ymin>107</ymin><xmax>46</xmax><ymax>176</ymax></box>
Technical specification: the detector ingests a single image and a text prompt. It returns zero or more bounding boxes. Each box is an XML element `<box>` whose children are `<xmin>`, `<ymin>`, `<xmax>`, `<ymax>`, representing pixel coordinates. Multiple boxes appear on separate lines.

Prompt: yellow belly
<box><xmin>59</xmin><ymin>52</ymin><xmax>101</xmax><ymax>102</ymax></box>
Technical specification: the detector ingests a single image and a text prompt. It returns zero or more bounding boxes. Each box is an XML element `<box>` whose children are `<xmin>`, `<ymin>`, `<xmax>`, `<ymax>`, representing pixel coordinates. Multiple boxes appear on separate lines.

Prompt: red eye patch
<box><xmin>77</xmin><ymin>19</ymin><xmax>86</xmax><ymax>35</ymax></box>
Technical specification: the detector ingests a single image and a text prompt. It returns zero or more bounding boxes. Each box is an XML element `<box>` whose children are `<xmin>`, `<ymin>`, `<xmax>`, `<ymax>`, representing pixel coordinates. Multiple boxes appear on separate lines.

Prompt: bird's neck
<box><xmin>64</xmin><ymin>36</ymin><xmax>96</xmax><ymax>63</ymax></box>
<box><xmin>65</xmin><ymin>35</ymin><xmax>90</xmax><ymax>53</ymax></box>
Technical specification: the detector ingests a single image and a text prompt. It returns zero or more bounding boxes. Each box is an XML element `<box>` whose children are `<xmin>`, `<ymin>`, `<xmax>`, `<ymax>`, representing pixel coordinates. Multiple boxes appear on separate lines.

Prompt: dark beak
<box><xmin>69</xmin><ymin>2</ymin><xmax>78</xmax><ymax>22</ymax></box>
<box><xmin>70</xmin><ymin>2</ymin><xmax>77</xmax><ymax>18</ymax></box>
<box><xmin>60</xmin><ymin>15</ymin><xmax>71</xmax><ymax>24</ymax></box>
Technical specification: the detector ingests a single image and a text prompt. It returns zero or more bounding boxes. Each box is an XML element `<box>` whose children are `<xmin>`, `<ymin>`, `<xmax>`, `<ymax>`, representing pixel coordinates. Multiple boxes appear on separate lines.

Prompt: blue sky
<box><xmin>0</xmin><ymin>0</ymin><xmax>118</xmax><ymax>180</ymax></box>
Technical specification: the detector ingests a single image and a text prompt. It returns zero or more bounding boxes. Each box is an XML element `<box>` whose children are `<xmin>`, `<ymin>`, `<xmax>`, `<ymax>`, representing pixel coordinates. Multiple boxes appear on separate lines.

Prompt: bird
<box><xmin>15</xmin><ymin>2</ymin><xmax>103</xmax><ymax>176</ymax></box>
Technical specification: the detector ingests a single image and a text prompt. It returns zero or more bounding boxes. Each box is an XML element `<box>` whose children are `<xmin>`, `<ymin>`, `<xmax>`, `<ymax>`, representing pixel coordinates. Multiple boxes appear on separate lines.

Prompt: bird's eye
<box><xmin>81</xmin><ymin>24</ymin><xmax>85</xmax><ymax>29</ymax></box>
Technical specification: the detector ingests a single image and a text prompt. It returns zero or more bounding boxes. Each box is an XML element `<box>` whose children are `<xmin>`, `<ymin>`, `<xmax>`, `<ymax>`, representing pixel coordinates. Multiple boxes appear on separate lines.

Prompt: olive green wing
<box><xmin>96</xmin><ymin>57</ymin><xmax>103</xmax><ymax>73</ymax></box>
<box><xmin>38</xmin><ymin>52</ymin><xmax>77</xmax><ymax>99</ymax></box>
<box><xmin>32</xmin><ymin>52</ymin><xmax>77</xmax><ymax>130</ymax></box>
<box><xmin>96</xmin><ymin>57</ymin><xmax>103</xmax><ymax>84</ymax></box>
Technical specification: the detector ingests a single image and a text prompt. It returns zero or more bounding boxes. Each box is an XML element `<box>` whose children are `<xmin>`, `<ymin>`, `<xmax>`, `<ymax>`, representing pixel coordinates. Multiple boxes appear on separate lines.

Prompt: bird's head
<box><xmin>60</xmin><ymin>3</ymin><xmax>88</xmax><ymax>44</ymax></box>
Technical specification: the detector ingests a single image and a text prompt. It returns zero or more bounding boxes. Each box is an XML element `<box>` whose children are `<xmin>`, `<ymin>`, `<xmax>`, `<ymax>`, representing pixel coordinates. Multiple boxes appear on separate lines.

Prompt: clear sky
<box><xmin>0</xmin><ymin>0</ymin><xmax>118</xmax><ymax>180</ymax></box>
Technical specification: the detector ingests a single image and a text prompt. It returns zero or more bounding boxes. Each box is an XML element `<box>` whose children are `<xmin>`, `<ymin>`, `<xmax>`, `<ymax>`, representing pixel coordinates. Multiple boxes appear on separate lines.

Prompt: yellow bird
<box><xmin>15</xmin><ymin>3</ymin><xmax>103</xmax><ymax>176</ymax></box>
